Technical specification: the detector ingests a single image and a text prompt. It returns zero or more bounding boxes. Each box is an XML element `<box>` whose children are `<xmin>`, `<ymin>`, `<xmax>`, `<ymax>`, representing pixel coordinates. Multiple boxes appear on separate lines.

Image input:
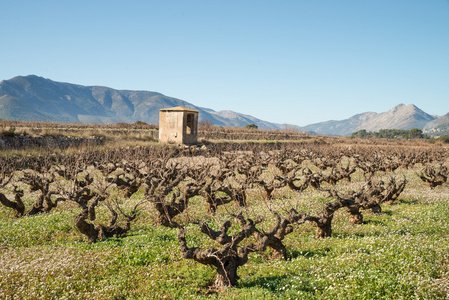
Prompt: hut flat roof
<box><xmin>159</xmin><ymin>106</ymin><xmax>199</xmax><ymax>113</ymax></box>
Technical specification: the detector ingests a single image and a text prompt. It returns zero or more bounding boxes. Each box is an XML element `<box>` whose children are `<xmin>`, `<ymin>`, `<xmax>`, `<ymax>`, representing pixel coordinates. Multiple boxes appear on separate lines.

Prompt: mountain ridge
<box><xmin>0</xmin><ymin>75</ymin><xmax>287</xmax><ymax>129</ymax></box>
<box><xmin>298</xmin><ymin>103</ymin><xmax>439</xmax><ymax>136</ymax></box>
<box><xmin>1</xmin><ymin>75</ymin><xmax>447</xmax><ymax>136</ymax></box>
<box><xmin>423</xmin><ymin>113</ymin><xmax>449</xmax><ymax>136</ymax></box>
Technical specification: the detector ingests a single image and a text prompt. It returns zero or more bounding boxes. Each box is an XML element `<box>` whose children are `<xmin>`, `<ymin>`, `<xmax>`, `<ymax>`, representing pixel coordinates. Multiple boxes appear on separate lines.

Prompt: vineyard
<box><xmin>1</xmin><ymin>128</ymin><xmax>449</xmax><ymax>299</ymax></box>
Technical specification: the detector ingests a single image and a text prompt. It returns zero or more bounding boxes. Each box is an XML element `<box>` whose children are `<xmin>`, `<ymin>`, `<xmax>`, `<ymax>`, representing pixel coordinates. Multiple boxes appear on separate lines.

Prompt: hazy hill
<box><xmin>362</xmin><ymin>104</ymin><xmax>436</xmax><ymax>131</ymax></box>
<box><xmin>0</xmin><ymin>75</ymin><xmax>286</xmax><ymax>129</ymax></box>
<box><xmin>423</xmin><ymin>113</ymin><xmax>449</xmax><ymax>136</ymax></box>
<box><xmin>1</xmin><ymin>75</ymin><xmax>447</xmax><ymax>136</ymax></box>
<box><xmin>299</xmin><ymin>104</ymin><xmax>437</xmax><ymax>136</ymax></box>
<box><xmin>298</xmin><ymin>112</ymin><xmax>378</xmax><ymax>136</ymax></box>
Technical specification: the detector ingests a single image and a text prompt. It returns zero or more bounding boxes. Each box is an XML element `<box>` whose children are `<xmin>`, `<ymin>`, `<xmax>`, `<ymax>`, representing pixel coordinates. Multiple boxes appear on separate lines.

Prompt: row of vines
<box><xmin>1</xmin><ymin>142</ymin><xmax>448</xmax><ymax>291</ymax></box>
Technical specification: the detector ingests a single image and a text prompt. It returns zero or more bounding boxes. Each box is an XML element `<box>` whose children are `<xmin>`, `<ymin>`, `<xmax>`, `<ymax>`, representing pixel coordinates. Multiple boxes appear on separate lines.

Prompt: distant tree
<box><xmin>438</xmin><ymin>135</ymin><xmax>449</xmax><ymax>143</ymax></box>
<box><xmin>351</xmin><ymin>129</ymin><xmax>370</xmax><ymax>139</ymax></box>
<box><xmin>199</xmin><ymin>119</ymin><xmax>214</xmax><ymax>129</ymax></box>
<box><xmin>134</xmin><ymin>121</ymin><xmax>148</xmax><ymax>126</ymax></box>
<box><xmin>408</xmin><ymin>128</ymin><xmax>423</xmax><ymax>139</ymax></box>
<box><xmin>1</xmin><ymin>126</ymin><xmax>16</xmax><ymax>137</ymax></box>
<box><xmin>245</xmin><ymin>124</ymin><xmax>258</xmax><ymax>130</ymax></box>
<box><xmin>282</xmin><ymin>125</ymin><xmax>300</xmax><ymax>132</ymax></box>
<box><xmin>351</xmin><ymin>128</ymin><xmax>425</xmax><ymax>140</ymax></box>
<box><xmin>378</xmin><ymin>129</ymin><xmax>410</xmax><ymax>139</ymax></box>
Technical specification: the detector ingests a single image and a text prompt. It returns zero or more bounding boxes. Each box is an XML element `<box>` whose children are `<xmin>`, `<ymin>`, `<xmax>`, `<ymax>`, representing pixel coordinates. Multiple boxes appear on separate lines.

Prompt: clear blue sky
<box><xmin>1</xmin><ymin>0</ymin><xmax>449</xmax><ymax>126</ymax></box>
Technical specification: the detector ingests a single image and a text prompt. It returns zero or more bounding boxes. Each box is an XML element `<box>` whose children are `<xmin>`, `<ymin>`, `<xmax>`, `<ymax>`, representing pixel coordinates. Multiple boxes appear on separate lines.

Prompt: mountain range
<box><xmin>300</xmin><ymin>103</ymin><xmax>443</xmax><ymax>136</ymax></box>
<box><xmin>0</xmin><ymin>75</ymin><xmax>284</xmax><ymax>130</ymax></box>
<box><xmin>1</xmin><ymin>75</ymin><xmax>448</xmax><ymax>136</ymax></box>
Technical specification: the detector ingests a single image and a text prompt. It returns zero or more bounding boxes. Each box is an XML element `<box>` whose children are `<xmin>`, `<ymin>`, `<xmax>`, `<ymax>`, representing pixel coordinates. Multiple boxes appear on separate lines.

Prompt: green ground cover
<box><xmin>0</xmin><ymin>163</ymin><xmax>448</xmax><ymax>299</ymax></box>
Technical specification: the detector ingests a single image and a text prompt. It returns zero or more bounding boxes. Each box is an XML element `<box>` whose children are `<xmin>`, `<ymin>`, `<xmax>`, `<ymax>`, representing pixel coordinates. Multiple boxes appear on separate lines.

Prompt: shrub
<box><xmin>245</xmin><ymin>124</ymin><xmax>258</xmax><ymax>130</ymax></box>
<box><xmin>408</xmin><ymin>128</ymin><xmax>423</xmax><ymax>139</ymax></box>
<box><xmin>1</xmin><ymin>126</ymin><xmax>16</xmax><ymax>137</ymax></box>
<box><xmin>438</xmin><ymin>134</ymin><xmax>449</xmax><ymax>143</ymax></box>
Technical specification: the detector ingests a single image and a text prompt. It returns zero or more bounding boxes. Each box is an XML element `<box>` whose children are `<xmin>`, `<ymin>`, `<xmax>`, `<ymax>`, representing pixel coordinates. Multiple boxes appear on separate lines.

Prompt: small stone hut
<box><xmin>158</xmin><ymin>106</ymin><xmax>199</xmax><ymax>145</ymax></box>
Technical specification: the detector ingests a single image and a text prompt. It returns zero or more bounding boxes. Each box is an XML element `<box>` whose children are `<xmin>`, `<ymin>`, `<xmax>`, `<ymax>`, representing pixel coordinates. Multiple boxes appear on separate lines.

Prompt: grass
<box><xmin>1</xmin><ymin>164</ymin><xmax>449</xmax><ymax>299</ymax></box>
<box><xmin>0</xmin><ymin>136</ymin><xmax>162</xmax><ymax>159</ymax></box>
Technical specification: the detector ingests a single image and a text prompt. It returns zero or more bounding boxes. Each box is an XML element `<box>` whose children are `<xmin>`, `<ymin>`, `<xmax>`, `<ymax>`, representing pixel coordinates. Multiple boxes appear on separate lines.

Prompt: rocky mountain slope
<box><xmin>0</xmin><ymin>75</ymin><xmax>286</xmax><ymax>129</ymax></box>
<box><xmin>1</xmin><ymin>75</ymin><xmax>447</xmax><ymax>136</ymax></box>
<box><xmin>299</xmin><ymin>104</ymin><xmax>438</xmax><ymax>136</ymax></box>
<box><xmin>423</xmin><ymin>113</ymin><xmax>449</xmax><ymax>136</ymax></box>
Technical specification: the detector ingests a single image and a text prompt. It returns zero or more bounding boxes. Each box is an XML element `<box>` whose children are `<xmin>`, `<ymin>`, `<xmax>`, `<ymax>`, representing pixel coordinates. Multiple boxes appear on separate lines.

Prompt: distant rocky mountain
<box><xmin>1</xmin><ymin>75</ymin><xmax>448</xmax><ymax>136</ymax></box>
<box><xmin>298</xmin><ymin>112</ymin><xmax>378</xmax><ymax>136</ymax></box>
<box><xmin>299</xmin><ymin>104</ymin><xmax>439</xmax><ymax>136</ymax></box>
<box><xmin>0</xmin><ymin>75</ymin><xmax>287</xmax><ymax>129</ymax></box>
<box><xmin>423</xmin><ymin>113</ymin><xmax>449</xmax><ymax>136</ymax></box>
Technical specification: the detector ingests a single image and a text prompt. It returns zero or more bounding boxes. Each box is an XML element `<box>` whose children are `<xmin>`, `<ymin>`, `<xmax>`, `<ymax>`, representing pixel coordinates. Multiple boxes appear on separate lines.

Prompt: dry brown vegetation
<box><xmin>1</xmin><ymin>121</ymin><xmax>449</xmax><ymax>297</ymax></box>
